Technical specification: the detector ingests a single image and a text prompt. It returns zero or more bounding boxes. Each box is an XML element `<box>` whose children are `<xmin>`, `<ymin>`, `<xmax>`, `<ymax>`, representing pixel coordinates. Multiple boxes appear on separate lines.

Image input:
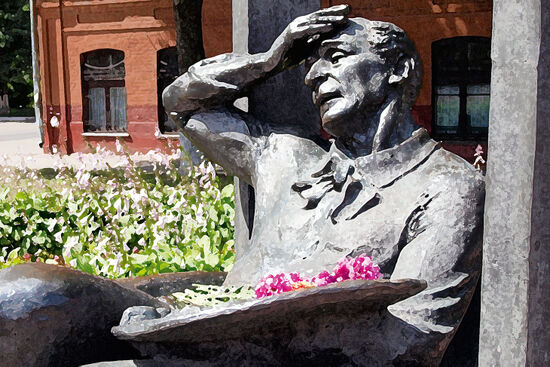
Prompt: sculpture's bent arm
<box><xmin>388</xmin><ymin>172</ymin><xmax>485</xmax><ymax>363</ymax></box>
<box><xmin>161</xmin><ymin>52</ymin><xmax>278</xmax><ymax>183</ymax></box>
<box><xmin>182</xmin><ymin>109</ymin><xmax>261</xmax><ymax>185</ymax></box>
<box><xmin>161</xmin><ymin>5</ymin><xmax>349</xmax><ymax>182</ymax></box>
<box><xmin>162</xmin><ymin>52</ymin><xmax>279</xmax><ymax>119</ymax></box>
<box><xmin>162</xmin><ymin>5</ymin><xmax>349</xmax><ymax>119</ymax></box>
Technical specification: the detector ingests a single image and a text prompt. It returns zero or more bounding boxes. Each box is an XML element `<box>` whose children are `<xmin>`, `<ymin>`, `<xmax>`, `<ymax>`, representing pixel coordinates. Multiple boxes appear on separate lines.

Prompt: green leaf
<box><xmin>221</xmin><ymin>184</ymin><xmax>234</xmax><ymax>199</ymax></box>
<box><xmin>198</xmin><ymin>235</ymin><xmax>210</xmax><ymax>256</ymax></box>
<box><xmin>205</xmin><ymin>253</ymin><xmax>219</xmax><ymax>268</ymax></box>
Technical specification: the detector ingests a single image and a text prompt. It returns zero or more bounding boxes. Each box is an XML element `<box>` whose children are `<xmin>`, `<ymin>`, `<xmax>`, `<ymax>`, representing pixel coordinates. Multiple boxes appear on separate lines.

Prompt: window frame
<box><xmin>431</xmin><ymin>36</ymin><xmax>491</xmax><ymax>141</ymax></box>
<box><xmin>81</xmin><ymin>49</ymin><xmax>127</xmax><ymax>133</ymax></box>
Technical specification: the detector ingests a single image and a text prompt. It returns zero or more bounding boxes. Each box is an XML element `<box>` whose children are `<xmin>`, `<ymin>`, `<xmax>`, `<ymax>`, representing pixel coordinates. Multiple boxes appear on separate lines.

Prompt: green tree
<box><xmin>0</xmin><ymin>0</ymin><xmax>32</xmax><ymax>110</ymax></box>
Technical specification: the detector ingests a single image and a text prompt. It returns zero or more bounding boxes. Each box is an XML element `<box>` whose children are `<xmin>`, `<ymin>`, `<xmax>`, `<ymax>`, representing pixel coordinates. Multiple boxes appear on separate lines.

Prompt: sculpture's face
<box><xmin>305</xmin><ymin>29</ymin><xmax>392</xmax><ymax>138</ymax></box>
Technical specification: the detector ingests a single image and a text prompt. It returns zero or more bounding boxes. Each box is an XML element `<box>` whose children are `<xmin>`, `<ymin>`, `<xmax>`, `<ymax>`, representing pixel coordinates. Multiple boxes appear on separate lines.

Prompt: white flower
<box><xmin>116</xmin><ymin>139</ymin><xmax>123</xmax><ymax>153</ymax></box>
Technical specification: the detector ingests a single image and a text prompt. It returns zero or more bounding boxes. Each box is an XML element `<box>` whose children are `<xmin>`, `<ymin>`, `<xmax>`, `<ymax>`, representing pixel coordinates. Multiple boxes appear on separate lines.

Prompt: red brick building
<box><xmin>36</xmin><ymin>0</ymin><xmax>491</xmax><ymax>161</ymax></box>
<box><xmin>36</xmin><ymin>0</ymin><xmax>231</xmax><ymax>155</ymax></box>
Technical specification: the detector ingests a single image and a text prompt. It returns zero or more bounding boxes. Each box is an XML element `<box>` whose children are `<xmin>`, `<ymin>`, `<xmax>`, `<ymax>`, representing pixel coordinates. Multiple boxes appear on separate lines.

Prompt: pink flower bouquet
<box><xmin>255</xmin><ymin>254</ymin><xmax>381</xmax><ymax>299</ymax></box>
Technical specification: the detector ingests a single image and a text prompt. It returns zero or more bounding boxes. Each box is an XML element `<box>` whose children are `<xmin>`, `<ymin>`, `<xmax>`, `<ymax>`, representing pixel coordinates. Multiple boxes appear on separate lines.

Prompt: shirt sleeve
<box><xmin>182</xmin><ymin>108</ymin><xmax>266</xmax><ymax>186</ymax></box>
<box><xmin>387</xmin><ymin>169</ymin><xmax>485</xmax><ymax>361</ymax></box>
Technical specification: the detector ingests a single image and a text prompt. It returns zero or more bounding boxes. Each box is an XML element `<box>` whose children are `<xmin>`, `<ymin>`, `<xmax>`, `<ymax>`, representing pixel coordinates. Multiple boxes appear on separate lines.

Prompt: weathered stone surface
<box><xmin>0</xmin><ymin>263</ymin><xmax>161</xmax><ymax>367</ymax></box>
<box><xmin>527</xmin><ymin>0</ymin><xmax>550</xmax><ymax>361</ymax></box>
<box><xmin>479</xmin><ymin>0</ymin><xmax>550</xmax><ymax>365</ymax></box>
<box><xmin>114</xmin><ymin>279</ymin><xmax>427</xmax><ymax>365</ymax></box>
<box><xmin>233</xmin><ymin>0</ymin><xmax>321</xmax><ymax>133</ymax></box>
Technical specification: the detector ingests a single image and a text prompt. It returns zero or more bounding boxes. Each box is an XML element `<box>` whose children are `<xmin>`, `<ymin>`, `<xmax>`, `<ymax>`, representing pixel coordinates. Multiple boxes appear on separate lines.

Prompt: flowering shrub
<box><xmin>0</xmin><ymin>146</ymin><xmax>236</xmax><ymax>278</ymax></box>
<box><xmin>255</xmin><ymin>254</ymin><xmax>381</xmax><ymax>298</ymax></box>
<box><xmin>473</xmin><ymin>144</ymin><xmax>486</xmax><ymax>172</ymax></box>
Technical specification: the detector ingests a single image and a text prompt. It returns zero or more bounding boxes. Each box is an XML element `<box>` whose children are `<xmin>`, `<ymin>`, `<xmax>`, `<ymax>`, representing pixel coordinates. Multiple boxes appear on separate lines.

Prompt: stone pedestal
<box><xmin>479</xmin><ymin>0</ymin><xmax>550</xmax><ymax>364</ymax></box>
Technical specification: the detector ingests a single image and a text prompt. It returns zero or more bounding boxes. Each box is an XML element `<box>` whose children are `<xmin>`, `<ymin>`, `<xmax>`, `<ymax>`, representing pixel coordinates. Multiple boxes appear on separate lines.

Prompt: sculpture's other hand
<box><xmin>268</xmin><ymin>5</ymin><xmax>350</xmax><ymax>71</ymax></box>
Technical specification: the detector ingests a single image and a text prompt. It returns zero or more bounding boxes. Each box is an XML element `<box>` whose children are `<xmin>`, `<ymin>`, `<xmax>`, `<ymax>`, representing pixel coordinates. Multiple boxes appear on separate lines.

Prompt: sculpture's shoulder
<box><xmin>420</xmin><ymin>146</ymin><xmax>485</xmax><ymax>210</ymax></box>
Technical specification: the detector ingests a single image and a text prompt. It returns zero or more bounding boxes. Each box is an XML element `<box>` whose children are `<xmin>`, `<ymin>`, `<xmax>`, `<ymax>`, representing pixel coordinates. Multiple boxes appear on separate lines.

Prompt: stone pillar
<box><xmin>231</xmin><ymin>0</ymin><xmax>321</xmax><ymax>250</ymax></box>
<box><xmin>479</xmin><ymin>0</ymin><xmax>550</xmax><ymax>365</ymax></box>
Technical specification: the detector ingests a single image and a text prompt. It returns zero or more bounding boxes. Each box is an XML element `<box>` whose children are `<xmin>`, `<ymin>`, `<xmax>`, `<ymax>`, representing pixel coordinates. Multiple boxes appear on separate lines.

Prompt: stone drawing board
<box><xmin>113</xmin><ymin>279</ymin><xmax>426</xmax><ymax>344</ymax></box>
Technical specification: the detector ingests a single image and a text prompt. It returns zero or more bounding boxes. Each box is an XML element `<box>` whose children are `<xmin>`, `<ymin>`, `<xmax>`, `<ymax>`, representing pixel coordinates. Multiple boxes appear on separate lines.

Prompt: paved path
<box><xmin>0</xmin><ymin>121</ymin><xmax>43</xmax><ymax>159</ymax></box>
<box><xmin>0</xmin><ymin>121</ymin><xmax>177</xmax><ymax>170</ymax></box>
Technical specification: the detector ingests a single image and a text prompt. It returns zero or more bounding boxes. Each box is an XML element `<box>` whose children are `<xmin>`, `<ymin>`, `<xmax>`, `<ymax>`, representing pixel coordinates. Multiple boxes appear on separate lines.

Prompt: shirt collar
<box><xmin>353</xmin><ymin>128</ymin><xmax>440</xmax><ymax>188</ymax></box>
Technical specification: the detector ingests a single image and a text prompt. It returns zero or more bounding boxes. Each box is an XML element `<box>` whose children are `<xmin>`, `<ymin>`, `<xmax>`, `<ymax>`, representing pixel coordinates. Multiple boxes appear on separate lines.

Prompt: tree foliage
<box><xmin>0</xmin><ymin>0</ymin><xmax>32</xmax><ymax>108</ymax></box>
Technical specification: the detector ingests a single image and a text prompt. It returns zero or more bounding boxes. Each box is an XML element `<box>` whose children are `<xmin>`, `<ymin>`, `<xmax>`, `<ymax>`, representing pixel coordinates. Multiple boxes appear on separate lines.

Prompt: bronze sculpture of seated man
<box><xmin>156</xmin><ymin>5</ymin><xmax>485</xmax><ymax>365</ymax></box>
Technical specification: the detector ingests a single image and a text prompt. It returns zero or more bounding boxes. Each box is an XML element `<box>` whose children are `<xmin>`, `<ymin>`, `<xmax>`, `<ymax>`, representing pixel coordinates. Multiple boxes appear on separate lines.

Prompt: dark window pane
<box><xmin>467</xmin><ymin>41</ymin><xmax>492</xmax><ymax>74</ymax></box>
<box><xmin>82</xmin><ymin>49</ymin><xmax>127</xmax><ymax>132</ymax></box>
<box><xmin>467</xmin><ymin>84</ymin><xmax>490</xmax><ymax>129</ymax></box>
<box><xmin>84</xmin><ymin>50</ymin><xmax>124</xmax><ymax>67</ymax></box>
<box><xmin>158</xmin><ymin>47</ymin><xmax>179</xmax><ymax>81</ymax></box>
<box><xmin>467</xmin><ymin>95</ymin><xmax>490</xmax><ymax>128</ymax></box>
<box><xmin>437</xmin><ymin>85</ymin><xmax>460</xmax><ymax>95</ymax></box>
<box><xmin>467</xmin><ymin>84</ymin><xmax>490</xmax><ymax>95</ymax></box>
<box><xmin>432</xmin><ymin>37</ymin><xmax>491</xmax><ymax>140</ymax></box>
<box><xmin>436</xmin><ymin>95</ymin><xmax>460</xmax><ymax>133</ymax></box>
<box><xmin>158</xmin><ymin>47</ymin><xmax>179</xmax><ymax>133</ymax></box>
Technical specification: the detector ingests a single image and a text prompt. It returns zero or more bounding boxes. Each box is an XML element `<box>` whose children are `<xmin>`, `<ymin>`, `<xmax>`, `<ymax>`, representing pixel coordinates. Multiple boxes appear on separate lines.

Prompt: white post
<box><xmin>29</xmin><ymin>0</ymin><xmax>43</xmax><ymax>145</ymax></box>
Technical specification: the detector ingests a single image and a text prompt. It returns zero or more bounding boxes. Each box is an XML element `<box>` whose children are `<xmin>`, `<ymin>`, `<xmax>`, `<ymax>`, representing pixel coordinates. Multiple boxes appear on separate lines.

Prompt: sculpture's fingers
<box><xmin>313</xmin><ymin>5</ymin><xmax>350</xmax><ymax>17</ymax></box>
<box><xmin>299</xmin><ymin>16</ymin><xmax>346</xmax><ymax>30</ymax></box>
<box><xmin>298</xmin><ymin>23</ymin><xmax>334</xmax><ymax>36</ymax></box>
<box><xmin>296</xmin><ymin>17</ymin><xmax>340</xmax><ymax>28</ymax></box>
<box><xmin>314</xmin><ymin>16</ymin><xmax>347</xmax><ymax>24</ymax></box>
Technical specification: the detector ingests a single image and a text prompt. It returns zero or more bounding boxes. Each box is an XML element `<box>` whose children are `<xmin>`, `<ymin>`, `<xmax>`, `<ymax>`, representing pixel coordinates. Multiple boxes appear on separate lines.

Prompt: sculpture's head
<box><xmin>304</xmin><ymin>18</ymin><xmax>422</xmax><ymax>138</ymax></box>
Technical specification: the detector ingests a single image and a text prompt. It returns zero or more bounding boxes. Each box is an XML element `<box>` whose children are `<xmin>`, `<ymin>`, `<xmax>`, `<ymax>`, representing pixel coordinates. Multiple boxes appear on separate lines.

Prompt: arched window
<box><xmin>81</xmin><ymin>49</ymin><xmax>127</xmax><ymax>132</ymax></box>
<box><xmin>432</xmin><ymin>37</ymin><xmax>491</xmax><ymax>140</ymax></box>
<box><xmin>157</xmin><ymin>47</ymin><xmax>179</xmax><ymax>133</ymax></box>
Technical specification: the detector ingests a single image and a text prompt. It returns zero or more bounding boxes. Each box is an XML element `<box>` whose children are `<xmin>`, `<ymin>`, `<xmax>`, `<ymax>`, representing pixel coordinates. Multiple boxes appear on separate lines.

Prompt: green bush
<box><xmin>0</xmin><ymin>148</ymin><xmax>235</xmax><ymax>278</ymax></box>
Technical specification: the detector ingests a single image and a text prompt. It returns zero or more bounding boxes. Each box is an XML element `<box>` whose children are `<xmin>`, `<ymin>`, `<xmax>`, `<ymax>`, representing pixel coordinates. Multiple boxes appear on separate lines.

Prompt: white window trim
<box><xmin>157</xmin><ymin>132</ymin><xmax>179</xmax><ymax>139</ymax></box>
<box><xmin>82</xmin><ymin>132</ymin><xmax>130</xmax><ymax>137</ymax></box>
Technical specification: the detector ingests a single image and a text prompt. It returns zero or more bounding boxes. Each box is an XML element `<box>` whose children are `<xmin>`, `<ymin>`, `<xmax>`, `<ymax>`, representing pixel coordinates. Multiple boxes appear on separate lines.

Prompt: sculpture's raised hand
<box><xmin>268</xmin><ymin>5</ymin><xmax>350</xmax><ymax>71</ymax></box>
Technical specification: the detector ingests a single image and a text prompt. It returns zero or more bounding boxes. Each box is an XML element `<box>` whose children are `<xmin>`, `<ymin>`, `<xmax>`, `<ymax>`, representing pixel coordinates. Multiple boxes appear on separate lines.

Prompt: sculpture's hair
<box><xmin>352</xmin><ymin>18</ymin><xmax>423</xmax><ymax>107</ymax></box>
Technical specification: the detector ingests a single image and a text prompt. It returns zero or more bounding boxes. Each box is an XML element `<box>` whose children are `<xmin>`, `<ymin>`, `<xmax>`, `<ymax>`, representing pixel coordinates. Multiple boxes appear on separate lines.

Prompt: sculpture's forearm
<box><xmin>162</xmin><ymin>49</ymin><xmax>283</xmax><ymax>121</ymax></box>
